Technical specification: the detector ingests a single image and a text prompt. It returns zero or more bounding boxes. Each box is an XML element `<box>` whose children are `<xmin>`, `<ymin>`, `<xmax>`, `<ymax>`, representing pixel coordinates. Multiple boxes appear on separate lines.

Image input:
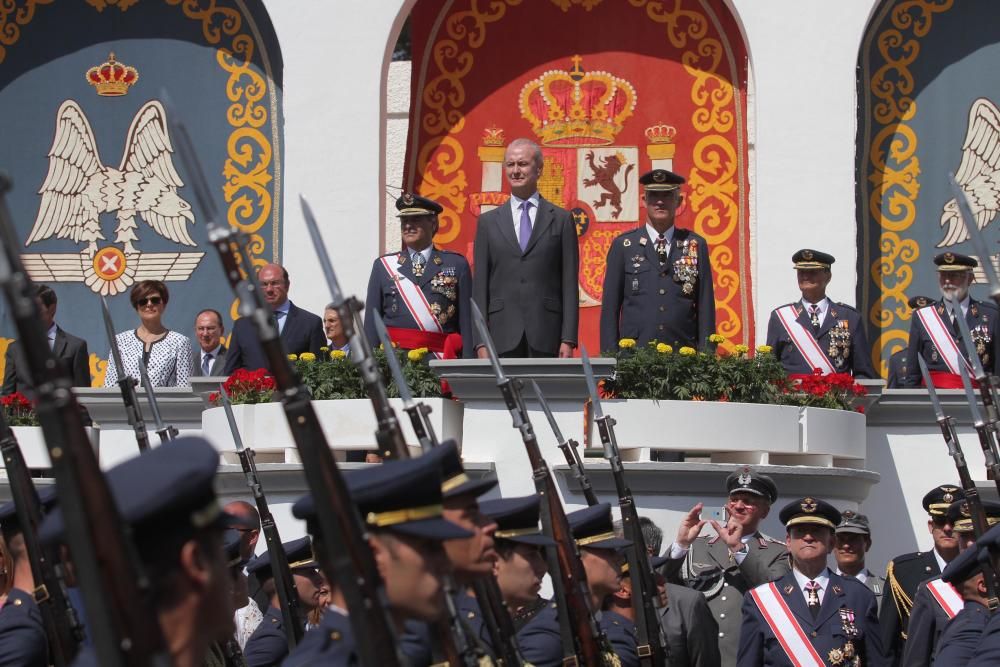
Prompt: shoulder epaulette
<box><xmin>836</xmin><ymin>302</ymin><xmax>859</xmax><ymax>312</ymax></box>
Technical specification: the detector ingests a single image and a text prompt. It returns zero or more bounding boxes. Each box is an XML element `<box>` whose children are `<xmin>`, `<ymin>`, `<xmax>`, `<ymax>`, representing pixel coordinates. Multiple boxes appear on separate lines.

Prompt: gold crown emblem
<box><xmin>645</xmin><ymin>123</ymin><xmax>677</xmax><ymax>144</ymax></box>
<box><xmin>519</xmin><ymin>55</ymin><xmax>636</xmax><ymax>147</ymax></box>
<box><xmin>482</xmin><ymin>125</ymin><xmax>506</xmax><ymax>147</ymax></box>
<box><xmin>86</xmin><ymin>53</ymin><xmax>138</xmax><ymax>96</ymax></box>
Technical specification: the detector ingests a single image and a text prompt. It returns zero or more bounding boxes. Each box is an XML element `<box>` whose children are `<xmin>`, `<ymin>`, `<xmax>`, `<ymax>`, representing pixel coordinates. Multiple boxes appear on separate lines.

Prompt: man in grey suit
<box><xmin>662</xmin><ymin>467</ymin><xmax>790</xmax><ymax>667</ymax></box>
<box><xmin>3</xmin><ymin>284</ymin><xmax>90</xmax><ymax>395</ymax></box>
<box><xmin>473</xmin><ymin>138</ymin><xmax>579</xmax><ymax>358</ymax></box>
<box><xmin>190</xmin><ymin>309</ymin><xmax>228</xmax><ymax>377</ymax></box>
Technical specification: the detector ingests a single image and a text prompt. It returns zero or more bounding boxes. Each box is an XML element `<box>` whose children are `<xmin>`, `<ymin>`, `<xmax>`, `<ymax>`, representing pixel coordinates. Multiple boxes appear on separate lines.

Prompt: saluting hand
<box><xmin>709</xmin><ymin>516</ymin><xmax>745</xmax><ymax>553</ymax></box>
<box><xmin>675</xmin><ymin>502</ymin><xmax>707</xmax><ymax>549</ymax></box>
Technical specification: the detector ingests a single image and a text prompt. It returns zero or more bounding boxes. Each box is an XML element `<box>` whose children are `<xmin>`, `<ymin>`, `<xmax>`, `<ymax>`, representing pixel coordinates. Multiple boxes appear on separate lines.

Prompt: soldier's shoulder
<box><xmin>888</xmin><ymin>551</ymin><xmax>938</xmax><ymax>581</ymax></box>
<box><xmin>835</xmin><ymin>302</ymin><xmax>860</xmax><ymax>313</ymax></box>
<box><xmin>675</xmin><ymin>227</ymin><xmax>708</xmax><ymax>243</ymax></box>
<box><xmin>755</xmin><ymin>532</ymin><xmax>788</xmax><ymax>548</ymax></box>
<box><xmin>613</xmin><ymin>227</ymin><xmax>645</xmax><ymax>242</ymax></box>
<box><xmin>975</xmin><ymin>298</ymin><xmax>1000</xmax><ymax>313</ymax></box>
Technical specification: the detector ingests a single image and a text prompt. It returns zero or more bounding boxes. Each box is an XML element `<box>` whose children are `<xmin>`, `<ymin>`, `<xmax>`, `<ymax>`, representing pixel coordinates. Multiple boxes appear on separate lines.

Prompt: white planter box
<box><xmin>7</xmin><ymin>426</ymin><xmax>99</xmax><ymax>469</ymax></box>
<box><xmin>202</xmin><ymin>398</ymin><xmax>463</xmax><ymax>463</ymax></box>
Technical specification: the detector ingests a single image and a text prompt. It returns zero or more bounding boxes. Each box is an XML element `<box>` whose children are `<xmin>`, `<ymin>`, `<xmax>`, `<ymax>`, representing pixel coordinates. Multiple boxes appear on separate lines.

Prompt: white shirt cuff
<box><xmin>669</xmin><ymin>542</ymin><xmax>689</xmax><ymax>559</ymax></box>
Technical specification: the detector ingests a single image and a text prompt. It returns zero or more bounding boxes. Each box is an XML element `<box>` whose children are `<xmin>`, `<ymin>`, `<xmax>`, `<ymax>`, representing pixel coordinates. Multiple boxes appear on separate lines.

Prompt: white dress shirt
<box><xmin>800</xmin><ymin>296</ymin><xmax>831</xmax><ymax>326</ymax></box>
<box><xmin>792</xmin><ymin>567</ymin><xmax>831</xmax><ymax>606</ymax></box>
<box><xmin>645</xmin><ymin>223</ymin><xmax>675</xmax><ymax>249</ymax></box>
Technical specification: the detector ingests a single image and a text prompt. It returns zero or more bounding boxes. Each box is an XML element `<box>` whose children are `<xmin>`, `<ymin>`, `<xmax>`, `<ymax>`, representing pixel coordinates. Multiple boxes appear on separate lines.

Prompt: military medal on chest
<box><xmin>827</xmin><ymin>319</ymin><xmax>852</xmax><ymax>368</ymax></box>
<box><xmin>672</xmin><ymin>239</ymin><xmax>698</xmax><ymax>295</ymax></box>
<box><xmin>430</xmin><ymin>267</ymin><xmax>458</xmax><ymax>302</ymax></box>
<box><xmin>827</xmin><ymin>608</ymin><xmax>861</xmax><ymax>666</ymax></box>
<box><xmin>972</xmin><ymin>318</ymin><xmax>992</xmax><ymax>364</ymax></box>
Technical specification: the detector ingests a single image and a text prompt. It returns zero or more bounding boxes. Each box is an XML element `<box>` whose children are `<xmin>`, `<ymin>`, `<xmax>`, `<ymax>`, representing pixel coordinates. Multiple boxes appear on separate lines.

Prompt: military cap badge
<box><xmin>654</xmin><ymin>171</ymin><xmax>666</xmax><ymax>183</ymax></box>
<box><xmin>842</xmin><ymin>510</ymin><xmax>855</xmax><ymax>519</ymax></box>
<box><xmin>961</xmin><ymin>501</ymin><xmax>971</xmax><ymax>518</ymax></box>
<box><xmin>738</xmin><ymin>468</ymin><xmax>752</xmax><ymax>487</ymax></box>
<box><xmin>402</xmin><ymin>192</ymin><xmax>414</xmax><ymax>205</ymax></box>
<box><xmin>803</xmin><ymin>250</ymin><xmax>814</xmax><ymax>260</ymax></box>
<box><xmin>943</xmin><ymin>491</ymin><xmax>954</xmax><ymax>504</ymax></box>
<box><xmin>801</xmin><ymin>498</ymin><xmax>818</xmax><ymax>513</ymax></box>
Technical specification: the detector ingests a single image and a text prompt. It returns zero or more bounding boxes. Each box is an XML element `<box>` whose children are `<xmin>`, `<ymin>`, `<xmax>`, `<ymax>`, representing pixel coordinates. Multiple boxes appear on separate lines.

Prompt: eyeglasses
<box><xmin>136</xmin><ymin>296</ymin><xmax>163</xmax><ymax>307</ymax></box>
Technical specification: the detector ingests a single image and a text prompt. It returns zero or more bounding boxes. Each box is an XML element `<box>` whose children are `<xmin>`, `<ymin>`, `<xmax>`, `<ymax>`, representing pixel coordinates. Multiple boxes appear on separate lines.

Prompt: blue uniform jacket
<box><xmin>363</xmin><ymin>248</ymin><xmax>472</xmax><ymax>357</ymax></box>
<box><xmin>600</xmin><ymin>226</ymin><xmax>715</xmax><ymax>353</ymax></box>
<box><xmin>903</xmin><ymin>298</ymin><xmax>1000</xmax><ymax>386</ymax></box>
<box><xmin>400</xmin><ymin>591</ymin><xmax>495</xmax><ymax>666</ymax></box>
<box><xmin>282</xmin><ymin>609</ymin><xmax>356</xmax><ymax>667</ymax></box>
<box><xmin>601</xmin><ymin>609</ymin><xmax>639</xmax><ymax>667</ymax></box>
<box><xmin>0</xmin><ymin>587</ymin><xmax>47</xmax><ymax>667</ymax></box>
<box><xmin>737</xmin><ymin>571</ymin><xmax>886</xmax><ymax>666</ymax></box>
<box><xmin>244</xmin><ymin>605</ymin><xmax>289</xmax><ymax>667</ymax></box>
<box><xmin>967</xmin><ymin>599</ymin><xmax>1000</xmax><ymax>666</ymax></box>
<box><xmin>765</xmin><ymin>300</ymin><xmax>875</xmax><ymax>377</ymax></box>
<box><xmin>935</xmin><ymin>600</ymin><xmax>989</xmax><ymax>666</ymax></box>
<box><xmin>516</xmin><ymin>599</ymin><xmax>563</xmax><ymax>667</ymax></box>
<box><xmin>900</xmin><ymin>577</ymin><xmax>957</xmax><ymax>667</ymax></box>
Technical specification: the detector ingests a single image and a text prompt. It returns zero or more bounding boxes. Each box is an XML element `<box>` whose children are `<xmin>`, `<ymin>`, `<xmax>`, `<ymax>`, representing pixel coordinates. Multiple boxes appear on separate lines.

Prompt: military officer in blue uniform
<box><xmin>933</xmin><ymin>541</ymin><xmax>992</xmax><ymax>667</ymax></box>
<box><xmin>737</xmin><ymin>497</ymin><xmax>885</xmax><ymax>666</ymax></box>
<box><xmin>364</xmin><ymin>193</ymin><xmax>472</xmax><ymax>358</ymax></box>
<box><xmin>765</xmin><ymin>249</ymin><xmax>876</xmax><ymax>378</ymax></box>
<box><xmin>0</xmin><ymin>499</ymin><xmax>48</xmax><ymax>667</ymax></box>
<box><xmin>879</xmin><ymin>484</ymin><xmax>965</xmax><ymax>665</ymax></box>
<box><xmin>886</xmin><ymin>296</ymin><xmax>934</xmax><ymax>387</ymax></box>
<box><xmin>243</xmin><ymin>537</ymin><xmax>322</xmax><ymax>667</ymax></box>
<box><xmin>968</xmin><ymin>523</ymin><xmax>1000</xmax><ymax>666</ymax></box>
<box><xmin>903</xmin><ymin>252</ymin><xmax>1000</xmax><ymax>387</ymax></box>
<box><xmin>400</xmin><ymin>439</ymin><xmax>500</xmax><ymax>665</ymax></box>
<box><xmin>282</xmin><ymin>451</ymin><xmax>473</xmax><ymax>667</ymax></box>
<box><xmin>479</xmin><ymin>494</ymin><xmax>556</xmax><ymax>664</ymax></box>
<box><xmin>40</xmin><ymin>437</ymin><xmax>242</xmax><ymax>667</ymax></box>
<box><xmin>600</xmin><ymin>169</ymin><xmax>716</xmax><ymax>352</ymax></box>
<box><xmin>901</xmin><ymin>498</ymin><xmax>1000</xmax><ymax>667</ymax></box>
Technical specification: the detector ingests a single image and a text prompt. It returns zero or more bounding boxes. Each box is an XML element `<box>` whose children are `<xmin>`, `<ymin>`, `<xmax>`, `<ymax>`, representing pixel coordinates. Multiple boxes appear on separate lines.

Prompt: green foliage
<box><xmin>292</xmin><ymin>347</ymin><xmax>443</xmax><ymax>400</ymax></box>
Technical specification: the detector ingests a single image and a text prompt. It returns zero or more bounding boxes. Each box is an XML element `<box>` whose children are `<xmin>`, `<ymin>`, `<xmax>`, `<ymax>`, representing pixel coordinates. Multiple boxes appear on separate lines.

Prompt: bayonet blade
<box><xmin>218</xmin><ymin>384</ymin><xmax>247</xmax><ymax>452</ymax></box>
<box><xmin>579</xmin><ymin>345</ymin><xmax>605</xmax><ymax>420</ymax></box>
<box><xmin>137</xmin><ymin>358</ymin><xmax>166</xmax><ymax>431</ymax></box>
<box><xmin>100</xmin><ymin>296</ymin><xmax>127</xmax><ymax>381</ymax></box>
<box><xmin>300</xmin><ymin>196</ymin><xmax>346</xmax><ymax>308</ymax></box>
<box><xmin>918</xmin><ymin>354</ymin><xmax>948</xmax><ymax>422</ymax></box>
<box><xmin>950</xmin><ymin>172</ymin><xmax>1000</xmax><ymax>304</ymax></box>
<box><xmin>373</xmin><ymin>311</ymin><xmax>415</xmax><ymax>406</ymax></box>
<box><xmin>945</xmin><ymin>295</ymin><xmax>988</xmax><ymax>379</ymax></box>
<box><xmin>530</xmin><ymin>379</ymin><xmax>566</xmax><ymax>445</ymax></box>
<box><xmin>470</xmin><ymin>301</ymin><xmax>506</xmax><ymax>382</ymax></box>
<box><xmin>958</xmin><ymin>353</ymin><xmax>988</xmax><ymax>426</ymax></box>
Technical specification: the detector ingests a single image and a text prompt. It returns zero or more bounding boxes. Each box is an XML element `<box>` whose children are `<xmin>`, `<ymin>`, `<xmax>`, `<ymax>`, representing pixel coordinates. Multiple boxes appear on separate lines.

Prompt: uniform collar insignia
<box><xmin>832</xmin><ymin>584</ymin><xmax>842</xmax><ymax>595</ymax></box>
<box><xmin>830</xmin><ymin>307</ymin><xmax>838</xmax><ymax>317</ymax></box>
<box><xmin>783</xmin><ymin>584</ymin><xmax>795</xmax><ymax>595</ymax></box>
<box><xmin>639</xmin><ymin>237</ymin><xmax>648</xmax><ymax>246</ymax></box>
<box><xmin>972</xmin><ymin>303</ymin><xmax>979</xmax><ymax>316</ymax></box>
<box><xmin>623</xmin><ymin>239</ymin><xmax>632</xmax><ymax>247</ymax></box>
<box><xmin>433</xmin><ymin>255</ymin><xmax>443</xmax><ymax>265</ymax></box>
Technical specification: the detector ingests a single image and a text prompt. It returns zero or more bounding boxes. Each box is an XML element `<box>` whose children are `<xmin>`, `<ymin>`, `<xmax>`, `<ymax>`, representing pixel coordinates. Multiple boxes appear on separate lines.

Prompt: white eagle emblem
<box><xmin>26</xmin><ymin>99</ymin><xmax>195</xmax><ymax>258</ymax></box>
<box><xmin>938</xmin><ymin>97</ymin><xmax>1000</xmax><ymax>248</ymax></box>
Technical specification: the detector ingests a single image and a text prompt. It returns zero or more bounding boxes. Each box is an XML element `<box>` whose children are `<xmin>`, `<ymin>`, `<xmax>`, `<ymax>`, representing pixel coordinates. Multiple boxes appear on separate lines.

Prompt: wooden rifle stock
<box><xmin>0</xmin><ymin>413</ymin><xmax>81</xmax><ymax>665</ymax></box>
<box><xmin>0</xmin><ymin>178</ymin><xmax>168</xmax><ymax>666</ymax></box>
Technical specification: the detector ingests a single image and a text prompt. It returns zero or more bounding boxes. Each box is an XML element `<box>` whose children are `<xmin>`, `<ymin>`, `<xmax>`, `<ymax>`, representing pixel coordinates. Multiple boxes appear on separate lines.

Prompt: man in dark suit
<box><xmin>765</xmin><ymin>249</ymin><xmax>876</xmax><ymax>377</ymax></box>
<box><xmin>903</xmin><ymin>252</ymin><xmax>1000</xmax><ymax>387</ymax></box>
<box><xmin>473</xmin><ymin>138</ymin><xmax>579</xmax><ymax>358</ymax></box>
<box><xmin>600</xmin><ymin>169</ymin><xmax>715</xmax><ymax>352</ymax></box>
<box><xmin>737</xmin><ymin>497</ymin><xmax>885</xmax><ymax>666</ymax></box>
<box><xmin>880</xmin><ymin>484</ymin><xmax>964</xmax><ymax>665</ymax></box>
<box><xmin>223</xmin><ymin>263</ymin><xmax>325</xmax><ymax>374</ymax></box>
<box><xmin>190</xmin><ymin>308</ymin><xmax>228</xmax><ymax>377</ymax></box>
<box><xmin>3</xmin><ymin>283</ymin><xmax>90</xmax><ymax>395</ymax></box>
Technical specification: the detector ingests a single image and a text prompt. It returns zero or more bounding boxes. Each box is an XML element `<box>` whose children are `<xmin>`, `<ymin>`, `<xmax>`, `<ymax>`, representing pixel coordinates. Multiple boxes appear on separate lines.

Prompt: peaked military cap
<box><xmin>395</xmin><ymin>192</ymin><xmax>443</xmax><ymax>217</ymax></box>
<box><xmin>976</xmin><ymin>521</ymin><xmax>1000</xmax><ymax>549</ymax></box>
<box><xmin>945</xmin><ymin>499</ymin><xmax>1000</xmax><ymax>534</ymax></box>
<box><xmin>292</xmin><ymin>450</ymin><xmax>472</xmax><ymax>541</ymax></box>
<box><xmin>222</xmin><ymin>529</ymin><xmax>245</xmax><ymax>569</ymax></box>
<box><xmin>907</xmin><ymin>295</ymin><xmax>935</xmax><ymax>309</ymax></box>
<box><xmin>835</xmin><ymin>510</ymin><xmax>871</xmax><ymax>536</ymax></box>
<box><xmin>639</xmin><ymin>169</ymin><xmax>684</xmax><ymax>192</ymax></box>
<box><xmin>567</xmin><ymin>503</ymin><xmax>632</xmax><ymax>551</ymax></box>
<box><xmin>923</xmin><ymin>484</ymin><xmax>965</xmax><ymax>517</ymax></box>
<box><xmin>246</xmin><ymin>536</ymin><xmax>315</xmax><ymax>581</ymax></box>
<box><xmin>942</xmin><ymin>544</ymin><xmax>987</xmax><ymax>584</ymax></box>
<box><xmin>40</xmin><ymin>436</ymin><xmax>237</xmax><ymax>545</ymax></box>
<box><xmin>792</xmin><ymin>249</ymin><xmax>835</xmax><ymax>270</ymax></box>
<box><xmin>425</xmin><ymin>439</ymin><xmax>498</xmax><ymax>499</ymax></box>
<box><xmin>935</xmin><ymin>251</ymin><xmax>977</xmax><ymax>271</ymax></box>
<box><xmin>726</xmin><ymin>466</ymin><xmax>777</xmax><ymax>504</ymax></box>
<box><xmin>779</xmin><ymin>497</ymin><xmax>841</xmax><ymax>530</ymax></box>
<box><xmin>479</xmin><ymin>495</ymin><xmax>555</xmax><ymax>547</ymax></box>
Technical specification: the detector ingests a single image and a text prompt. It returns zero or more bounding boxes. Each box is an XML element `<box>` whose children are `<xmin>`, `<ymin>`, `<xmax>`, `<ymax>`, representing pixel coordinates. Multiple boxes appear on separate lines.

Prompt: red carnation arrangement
<box><xmin>1</xmin><ymin>391</ymin><xmax>39</xmax><ymax>426</ymax></box>
<box><xmin>786</xmin><ymin>369</ymin><xmax>868</xmax><ymax>412</ymax></box>
<box><xmin>209</xmin><ymin>368</ymin><xmax>276</xmax><ymax>406</ymax></box>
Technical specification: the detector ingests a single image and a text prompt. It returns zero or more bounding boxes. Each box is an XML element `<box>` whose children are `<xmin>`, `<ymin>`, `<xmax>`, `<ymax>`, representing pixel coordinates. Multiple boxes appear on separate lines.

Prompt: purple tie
<box><xmin>519</xmin><ymin>201</ymin><xmax>533</xmax><ymax>252</ymax></box>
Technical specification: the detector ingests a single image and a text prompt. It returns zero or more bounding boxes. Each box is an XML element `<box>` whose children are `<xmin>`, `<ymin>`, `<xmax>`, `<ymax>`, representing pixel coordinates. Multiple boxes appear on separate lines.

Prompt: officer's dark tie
<box><xmin>805</xmin><ymin>581</ymin><xmax>821</xmax><ymax>618</ymax></box>
<box><xmin>656</xmin><ymin>234</ymin><xmax>667</xmax><ymax>264</ymax></box>
<box><xmin>808</xmin><ymin>304</ymin><xmax>821</xmax><ymax>331</ymax></box>
<box><xmin>412</xmin><ymin>251</ymin><xmax>425</xmax><ymax>277</ymax></box>
<box><xmin>202</xmin><ymin>353</ymin><xmax>213</xmax><ymax>376</ymax></box>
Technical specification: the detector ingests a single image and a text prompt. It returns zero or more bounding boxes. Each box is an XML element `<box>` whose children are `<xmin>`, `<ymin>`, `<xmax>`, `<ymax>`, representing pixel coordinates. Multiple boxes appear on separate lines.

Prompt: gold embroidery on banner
<box><xmin>550</xmin><ymin>0</ymin><xmax>603</xmax><ymax>11</ymax></box>
<box><xmin>84</xmin><ymin>0</ymin><xmax>139</xmax><ymax>12</ymax></box>
<box><xmin>861</xmin><ymin>0</ymin><xmax>953</xmax><ymax>376</ymax></box>
<box><xmin>0</xmin><ymin>0</ymin><xmax>54</xmax><ymax>65</ymax></box>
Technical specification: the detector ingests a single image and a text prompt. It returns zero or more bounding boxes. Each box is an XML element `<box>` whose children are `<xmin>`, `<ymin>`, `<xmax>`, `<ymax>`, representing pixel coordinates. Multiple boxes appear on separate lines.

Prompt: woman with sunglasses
<box><xmin>103</xmin><ymin>280</ymin><xmax>192</xmax><ymax>387</ymax></box>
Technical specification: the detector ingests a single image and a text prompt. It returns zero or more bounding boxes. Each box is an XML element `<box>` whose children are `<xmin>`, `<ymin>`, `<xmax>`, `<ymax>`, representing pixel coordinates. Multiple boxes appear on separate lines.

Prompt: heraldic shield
<box><xmin>0</xmin><ymin>0</ymin><xmax>283</xmax><ymax>377</ymax></box>
<box><xmin>403</xmin><ymin>0</ymin><xmax>753</xmax><ymax>353</ymax></box>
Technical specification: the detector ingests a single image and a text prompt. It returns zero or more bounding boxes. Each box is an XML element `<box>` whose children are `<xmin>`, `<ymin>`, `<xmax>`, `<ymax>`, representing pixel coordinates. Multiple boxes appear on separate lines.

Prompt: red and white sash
<box><xmin>749</xmin><ymin>582</ymin><xmax>825</xmax><ymax>667</ymax></box>
<box><xmin>776</xmin><ymin>305</ymin><xmax>835</xmax><ymax>374</ymax></box>
<box><xmin>915</xmin><ymin>306</ymin><xmax>973</xmax><ymax>377</ymax></box>
<box><xmin>926</xmin><ymin>578</ymin><xmax>963</xmax><ymax>619</ymax></box>
<box><xmin>379</xmin><ymin>255</ymin><xmax>444</xmax><ymax>335</ymax></box>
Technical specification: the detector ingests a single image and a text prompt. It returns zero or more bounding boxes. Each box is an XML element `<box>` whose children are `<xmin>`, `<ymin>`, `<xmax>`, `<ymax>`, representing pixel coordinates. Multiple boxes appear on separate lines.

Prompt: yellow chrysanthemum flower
<box><xmin>287</xmin><ymin>353</ymin><xmax>298</xmax><ymax>361</ymax></box>
<box><xmin>300</xmin><ymin>352</ymin><xmax>317</xmax><ymax>362</ymax></box>
<box><xmin>679</xmin><ymin>346</ymin><xmax>696</xmax><ymax>356</ymax></box>
<box><xmin>656</xmin><ymin>343</ymin><xmax>673</xmax><ymax>354</ymax></box>
<box><xmin>330</xmin><ymin>350</ymin><xmax>347</xmax><ymax>360</ymax></box>
<box><xmin>618</xmin><ymin>338</ymin><xmax>637</xmax><ymax>349</ymax></box>
<box><xmin>708</xmin><ymin>333</ymin><xmax>726</xmax><ymax>344</ymax></box>
<box><xmin>408</xmin><ymin>348</ymin><xmax>426</xmax><ymax>361</ymax></box>
<box><xmin>757</xmin><ymin>345</ymin><xmax>773</xmax><ymax>354</ymax></box>
<box><xmin>734</xmin><ymin>344</ymin><xmax>749</xmax><ymax>354</ymax></box>
<box><xmin>320</xmin><ymin>346</ymin><xmax>329</xmax><ymax>353</ymax></box>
